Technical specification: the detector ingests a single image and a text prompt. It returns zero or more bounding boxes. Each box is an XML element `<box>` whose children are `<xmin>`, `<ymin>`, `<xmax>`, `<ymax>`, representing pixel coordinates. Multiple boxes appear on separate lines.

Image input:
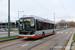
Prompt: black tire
<box><xmin>53</xmin><ymin>31</ymin><xmax>55</xmax><ymax>35</ymax></box>
<box><xmin>42</xmin><ymin>33</ymin><xmax>45</xmax><ymax>38</ymax></box>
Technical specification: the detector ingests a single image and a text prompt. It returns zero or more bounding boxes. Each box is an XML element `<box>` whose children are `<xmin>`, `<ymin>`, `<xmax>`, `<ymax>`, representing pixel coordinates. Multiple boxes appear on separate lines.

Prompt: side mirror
<box><xmin>36</xmin><ymin>20</ymin><xmax>39</xmax><ymax>24</ymax></box>
<box><xmin>17</xmin><ymin>20</ymin><xmax>20</xmax><ymax>31</ymax></box>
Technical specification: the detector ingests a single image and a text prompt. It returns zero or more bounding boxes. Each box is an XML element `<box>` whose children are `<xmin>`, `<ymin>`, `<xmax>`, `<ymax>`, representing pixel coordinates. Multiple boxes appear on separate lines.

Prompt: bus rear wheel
<box><xmin>42</xmin><ymin>33</ymin><xmax>45</xmax><ymax>38</ymax></box>
<box><xmin>53</xmin><ymin>31</ymin><xmax>55</xmax><ymax>35</ymax></box>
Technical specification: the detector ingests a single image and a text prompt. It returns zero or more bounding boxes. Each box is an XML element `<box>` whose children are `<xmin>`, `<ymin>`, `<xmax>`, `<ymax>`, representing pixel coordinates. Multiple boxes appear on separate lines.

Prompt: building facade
<box><xmin>0</xmin><ymin>21</ymin><xmax>18</xmax><ymax>29</ymax></box>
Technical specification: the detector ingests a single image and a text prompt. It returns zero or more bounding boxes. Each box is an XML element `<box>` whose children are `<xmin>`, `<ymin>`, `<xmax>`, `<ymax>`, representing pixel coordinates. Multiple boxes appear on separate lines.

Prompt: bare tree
<box><xmin>58</xmin><ymin>19</ymin><xmax>66</xmax><ymax>26</ymax></box>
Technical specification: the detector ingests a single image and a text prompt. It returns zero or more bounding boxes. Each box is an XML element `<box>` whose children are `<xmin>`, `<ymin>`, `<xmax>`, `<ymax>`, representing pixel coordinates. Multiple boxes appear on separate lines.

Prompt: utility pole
<box><xmin>18</xmin><ymin>11</ymin><xmax>19</xmax><ymax>19</ymax></box>
<box><xmin>0</xmin><ymin>22</ymin><xmax>1</xmax><ymax>29</ymax></box>
<box><xmin>54</xmin><ymin>13</ymin><xmax>55</xmax><ymax>29</ymax></box>
<box><xmin>15</xmin><ymin>21</ymin><xmax>16</xmax><ymax>28</ymax></box>
<box><xmin>5</xmin><ymin>22</ymin><xmax>6</xmax><ymax>28</ymax></box>
<box><xmin>1</xmin><ymin>22</ymin><xmax>2</xmax><ymax>29</ymax></box>
<box><xmin>8</xmin><ymin>0</ymin><xmax>10</xmax><ymax>37</ymax></box>
<box><xmin>5</xmin><ymin>19</ymin><xmax>7</xmax><ymax>28</ymax></box>
<box><xmin>54</xmin><ymin>13</ymin><xmax>55</xmax><ymax>22</ymax></box>
<box><xmin>5</xmin><ymin>19</ymin><xmax>6</xmax><ymax>28</ymax></box>
<box><xmin>18</xmin><ymin>11</ymin><xmax>24</xmax><ymax>19</ymax></box>
<box><xmin>15</xmin><ymin>17</ymin><xmax>16</xmax><ymax>28</ymax></box>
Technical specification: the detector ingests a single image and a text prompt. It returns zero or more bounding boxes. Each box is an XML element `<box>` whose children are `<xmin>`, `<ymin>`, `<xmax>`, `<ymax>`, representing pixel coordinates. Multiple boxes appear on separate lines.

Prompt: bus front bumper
<box><xmin>18</xmin><ymin>34</ymin><xmax>37</xmax><ymax>39</ymax></box>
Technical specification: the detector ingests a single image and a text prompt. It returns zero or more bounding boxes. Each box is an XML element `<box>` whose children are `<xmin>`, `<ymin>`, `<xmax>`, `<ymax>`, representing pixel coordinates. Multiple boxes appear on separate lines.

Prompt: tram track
<box><xmin>0</xmin><ymin>29</ymin><xmax>65</xmax><ymax>44</ymax></box>
<box><xmin>50</xmin><ymin>29</ymin><xmax>74</xmax><ymax>50</ymax></box>
<box><xmin>0</xmin><ymin>29</ymin><xmax>66</xmax><ymax>44</ymax></box>
<box><xmin>0</xmin><ymin>29</ymin><xmax>72</xmax><ymax>50</ymax></box>
<box><xmin>28</xmin><ymin>29</ymin><xmax>71</xmax><ymax>50</ymax></box>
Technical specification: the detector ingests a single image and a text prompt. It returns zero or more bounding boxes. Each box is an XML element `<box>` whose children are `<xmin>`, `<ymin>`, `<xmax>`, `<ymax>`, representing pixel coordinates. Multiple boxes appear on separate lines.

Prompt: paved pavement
<box><xmin>0</xmin><ymin>28</ymin><xmax>74</xmax><ymax>50</ymax></box>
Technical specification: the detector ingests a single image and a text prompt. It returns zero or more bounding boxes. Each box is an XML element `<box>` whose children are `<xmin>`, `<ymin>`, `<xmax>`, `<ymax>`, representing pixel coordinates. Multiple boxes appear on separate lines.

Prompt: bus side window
<box><xmin>42</xmin><ymin>23</ymin><xmax>45</xmax><ymax>30</ymax></box>
<box><xmin>43</xmin><ymin>23</ymin><xmax>47</xmax><ymax>30</ymax></box>
<box><xmin>50</xmin><ymin>24</ymin><xmax>54</xmax><ymax>29</ymax></box>
<box><xmin>37</xmin><ymin>22</ymin><xmax>40</xmax><ymax>30</ymax></box>
<box><xmin>37</xmin><ymin>22</ymin><xmax>43</xmax><ymax>30</ymax></box>
<box><xmin>48</xmin><ymin>23</ymin><xmax>50</xmax><ymax>29</ymax></box>
<box><xmin>50</xmin><ymin>24</ymin><xmax>52</xmax><ymax>29</ymax></box>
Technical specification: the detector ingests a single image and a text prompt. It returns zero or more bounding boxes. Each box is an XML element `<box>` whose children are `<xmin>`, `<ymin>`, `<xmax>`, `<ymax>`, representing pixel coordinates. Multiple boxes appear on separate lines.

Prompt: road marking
<box><xmin>57</xmin><ymin>32</ymin><xmax>60</xmax><ymax>34</ymax></box>
<box><xmin>61</xmin><ymin>32</ymin><xmax>62</xmax><ymax>33</ymax></box>
<box><xmin>66</xmin><ymin>32</ymin><xmax>68</xmax><ymax>33</ymax></box>
<box><xmin>61</xmin><ymin>32</ymin><xmax>63</xmax><ymax>33</ymax></box>
<box><xmin>71</xmin><ymin>32</ymin><xmax>73</xmax><ymax>33</ymax></box>
<box><xmin>0</xmin><ymin>41</ymin><xmax>24</xmax><ymax>48</ymax></box>
<box><xmin>22</xmin><ymin>43</ymin><xmax>29</xmax><ymax>47</ymax></box>
<box><xmin>57</xmin><ymin>33</ymin><xmax>59</xmax><ymax>34</ymax></box>
<box><xmin>35</xmin><ymin>40</ymin><xmax>40</xmax><ymax>42</ymax></box>
<box><xmin>44</xmin><ymin>38</ymin><xmax>46</xmax><ymax>39</ymax></box>
<box><xmin>57</xmin><ymin>32</ymin><xmax>59</xmax><ymax>33</ymax></box>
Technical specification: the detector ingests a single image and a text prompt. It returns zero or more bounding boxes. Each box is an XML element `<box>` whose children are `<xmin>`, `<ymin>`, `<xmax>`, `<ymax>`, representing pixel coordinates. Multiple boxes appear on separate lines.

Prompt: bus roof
<box><xmin>20</xmin><ymin>15</ymin><xmax>55</xmax><ymax>24</ymax></box>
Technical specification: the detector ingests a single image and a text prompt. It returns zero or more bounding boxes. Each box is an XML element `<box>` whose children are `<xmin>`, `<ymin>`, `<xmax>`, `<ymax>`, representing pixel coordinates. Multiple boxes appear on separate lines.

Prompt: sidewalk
<box><xmin>71</xmin><ymin>41</ymin><xmax>75</xmax><ymax>50</ymax></box>
<box><xmin>71</xmin><ymin>33</ymin><xmax>75</xmax><ymax>50</ymax></box>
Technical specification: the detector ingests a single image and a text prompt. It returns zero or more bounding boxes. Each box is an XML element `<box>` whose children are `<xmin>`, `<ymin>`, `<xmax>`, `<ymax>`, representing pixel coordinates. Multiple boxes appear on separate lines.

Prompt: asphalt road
<box><xmin>0</xmin><ymin>28</ymin><xmax>74</xmax><ymax>50</ymax></box>
<box><xmin>0</xmin><ymin>29</ymin><xmax>61</xmax><ymax>38</ymax></box>
<box><xmin>0</xmin><ymin>33</ymin><xmax>18</xmax><ymax>37</ymax></box>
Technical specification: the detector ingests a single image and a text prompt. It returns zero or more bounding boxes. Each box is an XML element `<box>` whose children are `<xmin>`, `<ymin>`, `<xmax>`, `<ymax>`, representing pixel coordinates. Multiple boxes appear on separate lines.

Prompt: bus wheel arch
<box><xmin>42</xmin><ymin>32</ymin><xmax>45</xmax><ymax>38</ymax></box>
<box><xmin>53</xmin><ymin>30</ymin><xmax>55</xmax><ymax>35</ymax></box>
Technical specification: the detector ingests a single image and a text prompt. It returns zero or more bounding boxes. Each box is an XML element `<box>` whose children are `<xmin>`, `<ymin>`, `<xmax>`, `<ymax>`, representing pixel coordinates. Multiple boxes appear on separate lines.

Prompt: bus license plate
<box><xmin>24</xmin><ymin>37</ymin><xmax>27</xmax><ymax>39</ymax></box>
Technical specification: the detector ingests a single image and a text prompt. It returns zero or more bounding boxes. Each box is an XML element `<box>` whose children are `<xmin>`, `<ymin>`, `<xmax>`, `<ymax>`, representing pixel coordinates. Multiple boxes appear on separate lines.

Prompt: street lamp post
<box><xmin>15</xmin><ymin>21</ymin><xmax>16</xmax><ymax>29</ymax></box>
<box><xmin>0</xmin><ymin>22</ymin><xmax>1</xmax><ymax>29</ymax></box>
<box><xmin>15</xmin><ymin>17</ymin><xmax>17</xmax><ymax>29</ymax></box>
<box><xmin>18</xmin><ymin>11</ymin><xmax>24</xmax><ymax>19</ymax></box>
<box><xmin>54</xmin><ymin>13</ymin><xmax>55</xmax><ymax>22</ymax></box>
<box><xmin>54</xmin><ymin>13</ymin><xmax>55</xmax><ymax>29</ymax></box>
<box><xmin>1</xmin><ymin>22</ymin><xmax>2</xmax><ymax>29</ymax></box>
<box><xmin>8</xmin><ymin>0</ymin><xmax>10</xmax><ymax>37</ymax></box>
<box><xmin>5</xmin><ymin>19</ymin><xmax>7</xmax><ymax>28</ymax></box>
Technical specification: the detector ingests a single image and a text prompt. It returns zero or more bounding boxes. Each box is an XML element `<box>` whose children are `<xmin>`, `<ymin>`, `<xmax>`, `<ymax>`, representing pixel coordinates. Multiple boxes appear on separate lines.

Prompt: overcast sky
<box><xmin>0</xmin><ymin>0</ymin><xmax>75</xmax><ymax>22</ymax></box>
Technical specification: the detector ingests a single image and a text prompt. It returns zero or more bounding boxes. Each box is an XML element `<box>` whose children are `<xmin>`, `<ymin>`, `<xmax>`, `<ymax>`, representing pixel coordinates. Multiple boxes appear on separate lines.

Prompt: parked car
<box><xmin>4</xmin><ymin>28</ymin><xmax>8</xmax><ymax>31</ymax></box>
<box><xmin>12</xmin><ymin>28</ymin><xmax>18</xmax><ymax>30</ymax></box>
<box><xmin>0</xmin><ymin>29</ymin><xmax>5</xmax><ymax>31</ymax></box>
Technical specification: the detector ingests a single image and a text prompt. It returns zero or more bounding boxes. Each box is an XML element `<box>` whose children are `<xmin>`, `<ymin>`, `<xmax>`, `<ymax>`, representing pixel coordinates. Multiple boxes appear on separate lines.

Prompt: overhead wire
<box><xmin>59</xmin><ymin>0</ymin><xmax>71</xmax><ymax>21</ymax></box>
<box><xmin>32</xmin><ymin>0</ymin><xmax>61</xmax><ymax>19</ymax></box>
<box><xmin>59</xmin><ymin>0</ymin><xmax>69</xmax><ymax>16</ymax></box>
<box><xmin>32</xmin><ymin>0</ymin><xmax>54</xmax><ymax>13</ymax></box>
<box><xmin>32</xmin><ymin>0</ymin><xmax>72</xmax><ymax>21</ymax></box>
<box><xmin>36</xmin><ymin>0</ymin><xmax>54</xmax><ymax>13</ymax></box>
<box><xmin>32</xmin><ymin>0</ymin><xmax>66</xmax><ymax>18</ymax></box>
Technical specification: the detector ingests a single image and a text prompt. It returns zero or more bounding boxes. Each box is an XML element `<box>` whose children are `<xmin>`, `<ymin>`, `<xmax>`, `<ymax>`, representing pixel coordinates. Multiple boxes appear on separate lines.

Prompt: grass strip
<box><xmin>0</xmin><ymin>35</ymin><xmax>18</xmax><ymax>40</ymax></box>
<box><xmin>73</xmin><ymin>33</ymin><xmax>75</xmax><ymax>40</ymax></box>
<box><xmin>10</xmin><ymin>30</ymin><xmax>18</xmax><ymax>33</ymax></box>
<box><xmin>3</xmin><ymin>30</ymin><xmax>18</xmax><ymax>33</ymax></box>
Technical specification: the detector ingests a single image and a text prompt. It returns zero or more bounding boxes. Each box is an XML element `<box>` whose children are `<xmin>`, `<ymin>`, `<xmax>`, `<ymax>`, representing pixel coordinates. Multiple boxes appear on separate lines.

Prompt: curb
<box><xmin>70</xmin><ymin>38</ymin><xmax>75</xmax><ymax>50</ymax></box>
<box><xmin>72</xmin><ymin>39</ymin><xmax>75</xmax><ymax>42</ymax></box>
<box><xmin>0</xmin><ymin>37</ymin><xmax>19</xmax><ymax>42</ymax></box>
<box><xmin>56</xmin><ymin>29</ymin><xmax>64</xmax><ymax>31</ymax></box>
<box><xmin>65</xmin><ymin>32</ymin><xmax>75</xmax><ymax>50</ymax></box>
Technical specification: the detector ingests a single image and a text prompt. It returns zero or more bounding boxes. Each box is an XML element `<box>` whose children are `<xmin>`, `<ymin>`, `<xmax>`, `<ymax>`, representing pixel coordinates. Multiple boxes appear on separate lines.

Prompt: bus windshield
<box><xmin>19</xmin><ymin>18</ymin><xmax>35</xmax><ymax>31</ymax></box>
<box><xmin>24</xmin><ymin>21</ymin><xmax>35</xmax><ymax>31</ymax></box>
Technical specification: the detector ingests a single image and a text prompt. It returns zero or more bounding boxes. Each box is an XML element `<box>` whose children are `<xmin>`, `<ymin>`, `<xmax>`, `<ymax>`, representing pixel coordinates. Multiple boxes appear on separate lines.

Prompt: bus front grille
<box><xmin>19</xmin><ymin>32</ymin><xmax>35</xmax><ymax>35</ymax></box>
